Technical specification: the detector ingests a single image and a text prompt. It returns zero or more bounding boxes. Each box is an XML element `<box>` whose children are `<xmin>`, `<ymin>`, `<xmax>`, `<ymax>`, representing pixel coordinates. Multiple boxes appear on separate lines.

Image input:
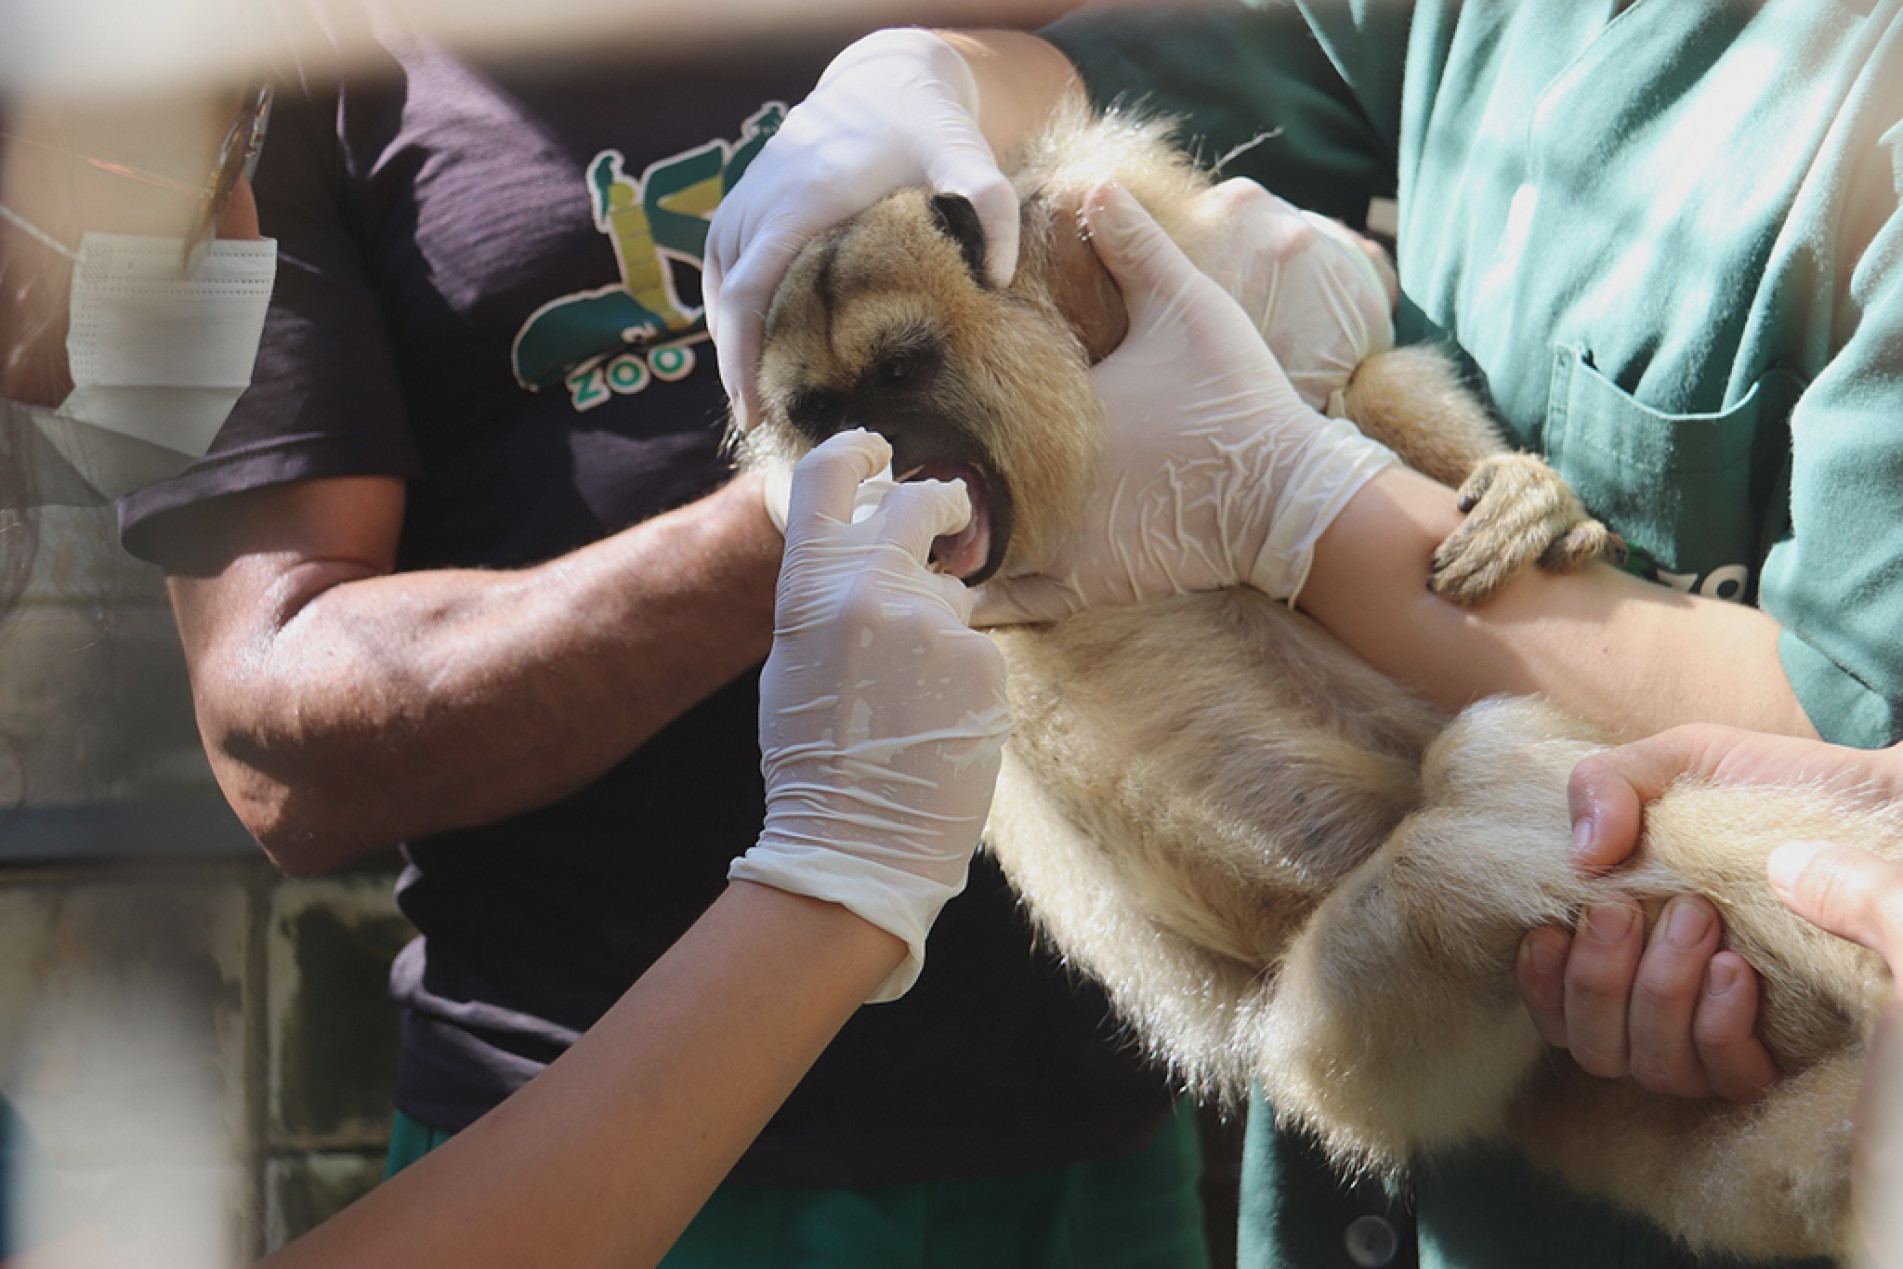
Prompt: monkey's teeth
<box><xmin>896</xmin><ymin>458</ymin><xmax>993</xmax><ymax>580</ymax></box>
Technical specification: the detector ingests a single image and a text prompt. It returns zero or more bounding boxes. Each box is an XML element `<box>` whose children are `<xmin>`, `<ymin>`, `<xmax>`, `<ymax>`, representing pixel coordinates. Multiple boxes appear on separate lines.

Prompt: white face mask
<box><xmin>62</xmin><ymin>231</ymin><xmax>278</xmax><ymax>461</ymax></box>
<box><xmin>0</xmin><ymin>226</ymin><xmax>277</xmax><ymax>502</ymax></box>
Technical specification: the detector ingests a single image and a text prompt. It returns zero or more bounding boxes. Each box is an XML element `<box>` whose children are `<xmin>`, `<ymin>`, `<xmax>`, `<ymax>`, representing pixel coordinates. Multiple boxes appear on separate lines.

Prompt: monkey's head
<box><xmin>746</xmin><ymin>188</ymin><xmax>1125</xmax><ymax>585</ymax></box>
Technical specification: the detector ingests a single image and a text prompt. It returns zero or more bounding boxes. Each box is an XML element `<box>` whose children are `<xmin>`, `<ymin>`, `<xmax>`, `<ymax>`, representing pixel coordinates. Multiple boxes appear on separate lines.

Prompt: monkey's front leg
<box><xmin>1333</xmin><ymin>344</ymin><xmax>1620</xmax><ymax>605</ymax></box>
<box><xmin>1430</xmin><ymin>454</ymin><xmax>1622</xmax><ymax>604</ymax></box>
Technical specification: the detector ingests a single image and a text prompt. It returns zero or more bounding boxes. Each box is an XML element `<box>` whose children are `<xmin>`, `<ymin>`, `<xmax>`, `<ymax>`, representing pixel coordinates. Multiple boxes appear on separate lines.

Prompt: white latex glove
<box><xmin>705</xmin><ymin>28</ymin><xmax>1017</xmax><ymax>433</ymax></box>
<box><xmin>1185</xmin><ymin>178</ymin><xmax>1396</xmax><ymax>412</ymax></box>
<box><xmin>730</xmin><ymin>429</ymin><xmax>1013</xmax><ymax>1002</ymax></box>
<box><xmin>759</xmin><ymin>456</ymin><xmax>897</xmax><ymax>535</ymax></box>
<box><xmin>974</xmin><ymin>183</ymin><xmax>1399</xmax><ymax>627</ymax></box>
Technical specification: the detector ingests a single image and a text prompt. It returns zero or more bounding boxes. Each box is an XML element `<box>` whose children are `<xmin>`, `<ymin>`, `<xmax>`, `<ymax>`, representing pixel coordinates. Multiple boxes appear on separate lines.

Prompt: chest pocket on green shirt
<box><xmin>1540</xmin><ymin>345</ymin><xmax>1800</xmax><ymax>605</ymax></box>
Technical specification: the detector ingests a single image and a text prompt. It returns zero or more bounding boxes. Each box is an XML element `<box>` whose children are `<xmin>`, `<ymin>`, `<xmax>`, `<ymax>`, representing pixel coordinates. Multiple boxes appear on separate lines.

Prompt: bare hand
<box><xmin>1512</xmin><ymin>725</ymin><xmax>1867</xmax><ymax>1102</ymax></box>
<box><xmin>1517</xmin><ymin>896</ymin><xmax>1777</xmax><ymax>1101</ymax></box>
<box><xmin>1768</xmin><ymin>839</ymin><xmax>1903</xmax><ymax>974</ymax></box>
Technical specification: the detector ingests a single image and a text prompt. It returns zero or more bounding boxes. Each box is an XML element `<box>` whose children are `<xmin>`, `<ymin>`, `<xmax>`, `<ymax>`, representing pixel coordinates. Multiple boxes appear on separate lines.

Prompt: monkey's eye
<box><xmin>863</xmin><ymin>336</ymin><xmax>941</xmax><ymax>395</ymax></box>
<box><xmin>879</xmin><ymin>354</ymin><xmax>915</xmax><ymax>386</ymax></box>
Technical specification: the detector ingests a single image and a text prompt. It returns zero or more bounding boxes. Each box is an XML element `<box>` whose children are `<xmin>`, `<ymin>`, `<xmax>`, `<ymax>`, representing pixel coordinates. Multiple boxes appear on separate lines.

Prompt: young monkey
<box><xmin>740</xmin><ymin>100</ymin><xmax>1891</xmax><ymax>1261</ymax></box>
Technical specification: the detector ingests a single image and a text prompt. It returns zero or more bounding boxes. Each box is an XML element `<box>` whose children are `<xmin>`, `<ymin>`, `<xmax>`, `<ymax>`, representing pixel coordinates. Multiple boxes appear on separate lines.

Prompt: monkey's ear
<box><xmin>1014</xmin><ymin>194</ymin><xmax>1129</xmax><ymax>364</ymax></box>
<box><xmin>929</xmin><ymin>194</ymin><xmax>990</xmax><ymax>288</ymax></box>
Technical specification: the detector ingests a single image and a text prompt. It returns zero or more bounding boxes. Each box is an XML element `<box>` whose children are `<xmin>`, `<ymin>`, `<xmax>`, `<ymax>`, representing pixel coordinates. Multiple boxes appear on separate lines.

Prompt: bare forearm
<box><xmin>1299</xmin><ymin>466</ymin><xmax>1819</xmax><ymax>742</ymax></box>
<box><xmin>179</xmin><ymin>475</ymin><xmax>780</xmax><ymax>870</ymax></box>
<box><xmin>937</xmin><ymin>28</ymin><xmax>1083</xmax><ymax>160</ymax></box>
<box><xmin>260</xmin><ymin>881</ymin><xmax>901</xmax><ymax>1269</ymax></box>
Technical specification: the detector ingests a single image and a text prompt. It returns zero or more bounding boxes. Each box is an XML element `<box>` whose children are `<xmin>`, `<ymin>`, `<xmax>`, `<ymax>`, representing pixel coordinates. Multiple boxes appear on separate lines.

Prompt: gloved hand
<box><xmin>706</xmin><ymin>28</ymin><xmax>1017</xmax><ymax>433</ymax></box>
<box><xmin>974</xmin><ymin>183</ymin><xmax>1399</xmax><ymax>627</ymax></box>
<box><xmin>758</xmin><ymin>456</ymin><xmax>898</xmax><ymax>535</ymax></box>
<box><xmin>730</xmin><ymin>429</ymin><xmax>1013</xmax><ymax>1002</ymax></box>
<box><xmin>1183</xmin><ymin>178</ymin><xmax>1396</xmax><ymax>412</ymax></box>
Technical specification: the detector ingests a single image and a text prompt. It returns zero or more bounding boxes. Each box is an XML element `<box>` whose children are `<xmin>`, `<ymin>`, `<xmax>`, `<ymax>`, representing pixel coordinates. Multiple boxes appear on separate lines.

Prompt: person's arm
<box><xmin>1300</xmin><ymin>466</ymin><xmax>1819</xmax><ymax>740</ymax></box>
<box><xmin>162</xmin><ymin>470</ymin><xmax>780</xmax><ymax>874</ymax></box>
<box><xmin>259</xmin><ymin>880</ymin><xmax>903</xmax><ymax>1269</ymax></box>
<box><xmin>258</xmin><ymin>430</ymin><xmax>1006</xmax><ymax>1269</ymax></box>
<box><xmin>936</xmin><ymin>29</ymin><xmax>1080</xmax><ymax>160</ymax></box>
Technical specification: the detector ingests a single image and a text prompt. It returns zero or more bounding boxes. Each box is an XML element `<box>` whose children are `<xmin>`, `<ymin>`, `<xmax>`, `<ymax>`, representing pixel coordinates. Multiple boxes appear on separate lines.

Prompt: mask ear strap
<box><xmin>0</xmin><ymin>202</ymin><xmax>79</xmax><ymax>261</ymax></box>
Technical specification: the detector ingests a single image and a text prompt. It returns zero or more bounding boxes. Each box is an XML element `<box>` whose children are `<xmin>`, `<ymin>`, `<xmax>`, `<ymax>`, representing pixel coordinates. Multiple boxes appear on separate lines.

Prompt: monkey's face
<box><xmin>748</xmin><ymin>189</ymin><xmax>1105</xmax><ymax>585</ymax></box>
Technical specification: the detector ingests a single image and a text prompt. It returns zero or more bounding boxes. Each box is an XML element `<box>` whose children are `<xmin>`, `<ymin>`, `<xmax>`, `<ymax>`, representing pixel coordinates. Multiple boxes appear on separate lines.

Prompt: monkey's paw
<box><xmin>1428</xmin><ymin>454</ymin><xmax>1623</xmax><ymax>606</ymax></box>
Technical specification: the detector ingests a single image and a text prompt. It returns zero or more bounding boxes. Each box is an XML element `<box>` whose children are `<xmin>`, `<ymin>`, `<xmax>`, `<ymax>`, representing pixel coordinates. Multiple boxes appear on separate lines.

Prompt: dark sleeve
<box><xmin>117</xmin><ymin>80</ymin><xmax>421</xmax><ymax>565</ymax></box>
<box><xmin>1043</xmin><ymin>0</ymin><xmax>1412</xmax><ymax>230</ymax></box>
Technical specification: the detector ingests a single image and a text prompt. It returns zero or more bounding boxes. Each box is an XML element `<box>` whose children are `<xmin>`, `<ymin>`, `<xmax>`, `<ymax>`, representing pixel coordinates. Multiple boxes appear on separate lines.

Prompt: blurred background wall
<box><xmin>0</xmin><ymin>500</ymin><xmax>413</xmax><ymax>1262</ymax></box>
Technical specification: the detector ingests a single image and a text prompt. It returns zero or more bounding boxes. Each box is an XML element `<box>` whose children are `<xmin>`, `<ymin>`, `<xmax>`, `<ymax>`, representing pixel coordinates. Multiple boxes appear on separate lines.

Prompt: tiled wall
<box><xmin>263</xmin><ymin>873</ymin><xmax>414</xmax><ymax>1247</ymax></box>
<box><xmin>0</xmin><ymin>502</ymin><xmax>412</xmax><ymax>1264</ymax></box>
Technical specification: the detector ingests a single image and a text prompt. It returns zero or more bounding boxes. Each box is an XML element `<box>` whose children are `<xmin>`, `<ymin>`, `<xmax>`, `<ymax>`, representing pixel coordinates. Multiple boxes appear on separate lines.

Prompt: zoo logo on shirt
<box><xmin>510</xmin><ymin>103</ymin><xmax>784</xmax><ymax>411</ymax></box>
<box><xmin>1610</xmin><ymin>539</ymin><xmax>1755</xmax><ymax>605</ymax></box>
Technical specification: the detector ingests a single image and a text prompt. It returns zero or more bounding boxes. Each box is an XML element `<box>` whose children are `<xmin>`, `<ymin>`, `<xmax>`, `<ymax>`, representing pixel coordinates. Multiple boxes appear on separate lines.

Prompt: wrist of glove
<box><xmin>973</xmin><ymin>183</ymin><xmax>1397</xmax><ymax>627</ymax></box>
<box><xmin>1248</xmin><ymin>412</ymin><xmax>1399</xmax><ymax>599</ymax></box>
<box><xmin>732</xmin><ymin>430</ymin><xmax>1013</xmax><ymax>1002</ymax></box>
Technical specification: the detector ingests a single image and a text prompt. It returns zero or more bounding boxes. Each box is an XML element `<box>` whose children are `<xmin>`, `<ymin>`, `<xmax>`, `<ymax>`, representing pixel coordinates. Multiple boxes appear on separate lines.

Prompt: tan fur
<box><xmin>742</xmin><ymin>104</ymin><xmax>1889</xmax><ymax>1260</ymax></box>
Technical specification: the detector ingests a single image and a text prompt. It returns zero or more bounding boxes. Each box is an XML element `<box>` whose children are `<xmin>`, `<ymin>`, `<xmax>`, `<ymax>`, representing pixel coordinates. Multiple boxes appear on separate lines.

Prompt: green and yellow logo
<box><xmin>511</xmin><ymin>103</ymin><xmax>784</xmax><ymax>410</ymax></box>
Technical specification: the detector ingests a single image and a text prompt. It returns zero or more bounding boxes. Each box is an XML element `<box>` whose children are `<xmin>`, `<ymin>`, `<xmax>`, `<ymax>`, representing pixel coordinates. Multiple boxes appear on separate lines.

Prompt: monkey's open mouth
<box><xmin>899</xmin><ymin>459</ymin><xmax>1002</xmax><ymax>582</ymax></box>
<box><xmin>864</xmin><ymin>414</ymin><xmax>1015</xmax><ymax>585</ymax></box>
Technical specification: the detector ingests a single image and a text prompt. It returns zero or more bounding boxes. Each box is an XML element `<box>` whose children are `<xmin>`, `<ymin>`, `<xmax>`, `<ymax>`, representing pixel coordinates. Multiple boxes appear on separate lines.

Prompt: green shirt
<box><xmin>1051</xmin><ymin>1</ymin><xmax>1901</xmax><ymax>1265</ymax></box>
